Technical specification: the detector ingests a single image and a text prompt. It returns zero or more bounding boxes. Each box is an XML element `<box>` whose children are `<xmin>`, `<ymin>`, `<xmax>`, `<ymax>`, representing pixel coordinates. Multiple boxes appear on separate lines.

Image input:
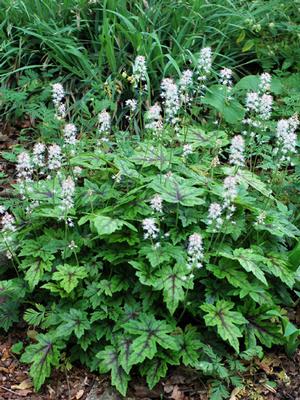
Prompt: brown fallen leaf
<box><xmin>11</xmin><ymin>378</ymin><xmax>33</xmax><ymax>390</ymax></box>
<box><xmin>75</xmin><ymin>389</ymin><xmax>84</xmax><ymax>399</ymax></box>
<box><xmin>171</xmin><ymin>385</ymin><xmax>186</xmax><ymax>400</ymax></box>
<box><xmin>14</xmin><ymin>389</ymin><xmax>33</xmax><ymax>397</ymax></box>
<box><xmin>229</xmin><ymin>387</ymin><xmax>243</xmax><ymax>400</ymax></box>
<box><xmin>0</xmin><ymin>366</ymin><xmax>10</xmax><ymax>373</ymax></box>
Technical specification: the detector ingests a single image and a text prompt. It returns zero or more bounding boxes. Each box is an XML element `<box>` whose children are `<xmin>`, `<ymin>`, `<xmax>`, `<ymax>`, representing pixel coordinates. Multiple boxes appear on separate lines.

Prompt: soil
<box><xmin>1</xmin><ymin>330</ymin><xmax>300</xmax><ymax>400</ymax></box>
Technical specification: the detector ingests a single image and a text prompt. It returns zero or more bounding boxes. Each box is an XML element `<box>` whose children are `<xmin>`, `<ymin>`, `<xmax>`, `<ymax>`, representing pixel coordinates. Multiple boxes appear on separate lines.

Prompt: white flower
<box><xmin>145</xmin><ymin>103</ymin><xmax>163</xmax><ymax>132</ymax></box>
<box><xmin>179</xmin><ymin>70</ymin><xmax>193</xmax><ymax>104</ymax></box>
<box><xmin>56</xmin><ymin>103</ymin><xmax>66</xmax><ymax>119</ymax></box>
<box><xmin>125</xmin><ymin>99</ymin><xmax>137</xmax><ymax>112</ymax></box>
<box><xmin>32</xmin><ymin>143</ymin><xmax>46</xmax><ymax>168</ymax></box>
<box><xmin>52</xmin><ymin>83</ymin><xmax>65</xmax><ymax>106</ymax></box>
<box><xmin>219</xmin><ymin>68</ymin><xmax>233</xmax><ymax>86</ymax></box>
<box><xmin>0</xmin><ymin>206</ymin><xmax>6</xmax><ymax>214</ymax></box>
<box><xmin>256</xmin><ymin>211</ymin><xmax>266</xmax><ymax>225</ymax></box>
<box><xmin>16</xmin><ymin>151</ymin><xmax>32</xmax><ymax>181</ymax></box>
<box><xmin>74</xmin><ymin>166</ymin><xmax>82</xmax><ymax>176</ymax></box>
<box><xmin>48</xmin><ymin>144</ymin><xmax>62</xmax><ymax>170</ymax></box>
<box><xmin>68</xmin><ymin>240</ymin><xmax>78</xmax><ymax>250</ymax></box>
<box><xmin>132</xmin><ymin>56</ymin><xmax>147</xmax><ymax>86</ymax></box>
<box><xmin>1</xmin><ymin>212</ymin><xmax>15</xmax><ymax>232</ymax></box>
<box><xmin>63</xmin><ymin>124</ymin><xmax>77</xmax><ymax>146</ymax></box>
<box><xmin>187</xmin><ymin>233</ymin><xmax>204</xmax><ymax>269</ymax></box>
<box><xmin>60</xmin><ymin>176</ymin><xmax>75</xmax><ymax>213</ymax></box>
<box><xmin>183</xmin><ymin>144</ymin><xmax>193</xmax><ymax>157</ymax></box>
<box><xmin>275</xmin><ymin>115</ymin><xmax>299</xmax><ymax>163</ymax></box>
<box><xmin>161</xmin><ymin>78</ymin><xmax>180</xmax><ymax>124</ymax></box>
<box><xmin>142</xmin><ymin>218</ymin><xmax>159</xmax><ymax>239</ymax></box>
<box><xmin>259</xmin><ymin>73</ymin><xmax>271</xmax><ymax>93</ymax></box>
<box><xmin>150</xmin><ymin>194</ymin><xmax>163</xmax><ymax>213</ymax></box>
<box><xmin>98</xmin><ymin>110</ymin><xmax>111</xmax><ymax>134</ymax></box>
<box><xmin>223</xmin><ymin>176</ymin><xmax>238</xmax><ymax>204</ymax></box>
<box><xmin>197</xmin><ymin>47</ymin><xmax>212</xmax><ymax>82</ymax></box>
<box><xmin>229</xmin><ymin>135</ymin><xmax>245</xmax><ymax>167</ymax></box>
<box><xmin>246</xmin><ymin>92</ymin><xmax>273</xmax><ymax>120</ymax></box>
<box><xmin>208</xmin><ymin>202</ymin><xmax>223</xmax><ymax>231</ymax></box>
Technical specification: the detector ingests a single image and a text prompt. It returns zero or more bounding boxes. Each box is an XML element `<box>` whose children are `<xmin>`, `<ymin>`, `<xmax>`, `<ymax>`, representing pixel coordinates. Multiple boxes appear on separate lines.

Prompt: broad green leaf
<box><xmin>140</xmin><ymin>358</ymin><xmax>168</xmax><ymax>389</ymax></box>
<box><xmin>175</xmin><ymin>325</ymin><xmax>203</xmax><ymax>367</ymax></box>
<box><xmin>97</xmin><ymin>345</ymin><xmax>130</xmax><ymax>396</ymax></box>
<box><xmin>150</xmin><ymin>175</ymin><xmax>205</xmax><ymax>207</ymax></box>
<box><xmin>52</xmin><ymin>264</ymin><xmax>87</xmax><ymax>293</ymax></box>
<box><xmin>25</xmin><ymin>259</ymin><xmax>52</xmax><ymax>291</ymax></box>
<box><xmin>21</xmin><ymin>333</ymin><xmax>64</xmax><ymax>391</ymax></box>
<box><xmin>123</xmin><ymin>314</ymin><xmax>178</xmax><ymax>365</ymax></box>
<box><xmin>56</xmin><ymin>309</ymin><xmax>90</xmax><ymax>339</ymax></box>
<box><xmin>201</xmin><ymin>300</ymin><xmax>247</xmax><ymax>352</ymax></box>
<box><xmin>154</xmin><ymin>264</ymin><xmax>192</xmax><ymax>315</ymax></box>
<box><xmin>93</xmin><ymin>215</ymin><xmax>125</xmax><ymax>236</ymax></box>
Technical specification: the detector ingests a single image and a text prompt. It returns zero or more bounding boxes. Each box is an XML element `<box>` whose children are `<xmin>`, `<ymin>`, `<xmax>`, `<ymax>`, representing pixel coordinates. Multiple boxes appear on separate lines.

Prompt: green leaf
<box><xmin>201</xmin><ymin>300</ymin><xmax>247</xmax><ymax>352</ymax></box>
<box><xmin>21</xmin><ymin>333</ymin><xmax>64</xmax><ymax>391</ymax></box>
<box><xmin>123</xmin><ymin>314</ymin><xmax>178</xmax><ymax>365</ymax></box>
<box><xmin>52</xmin><ymin>264</ymin><xmax>87</xmax><ymax>293</ymax></box>
<box><xmin>242</xmin><ymin>39</ymin><xmax>255</xmax><ymax>52</ymax></box>
<box><xmin>202</xmin><ymin>85</ymin><xmax>245</xmax><ymax>124</ymax></box>
<box><xmin>24</xmin><ymin>259</ymin><xmax>52</xmax><ymax>291</ymax></box>
<box><xmin>93</xmin><ymin>215</ymin><xmax>125</xmax><ymax>236</ymax></box>
<box><xmin>175</xmin><ymin>325</ymin><xmax>203</xmax><ymax>367</ymax></box>
<box><xmin>154</xmin><ymin>264</ymin><xmax>192</xmax><ymax>315</ymax></box>
<box><xmin>140</xmin><ymin>358</ymin><xmax>168</xmax><ymax>389</ymax></box>
<box><xmin>56</xmin><ymin>309</ymin><xmax>90</xmax><ymax>339</ymax></box>
<box><xmin>220</xmin><ymin>249</ymin><xmax>268</xmax><ymax>286</ymax></box>
<box><xmin>150</xmin><ymin>175</ymin><xmax>205</xmax><ymax>207</ymax></box>
<box><xmin>11</xmin><ymin>341</ymin><xmax>24</xmax><ymax>355</ymax></box>
<box><xmin>97</xmin><ymin>345</ymin><xmax>130</xmax><ymax>396</ymax></box>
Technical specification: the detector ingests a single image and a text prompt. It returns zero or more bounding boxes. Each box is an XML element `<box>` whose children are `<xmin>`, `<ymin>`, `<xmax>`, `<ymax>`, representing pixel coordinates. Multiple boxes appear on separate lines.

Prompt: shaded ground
<box><xmin>1</xmin><ymin>330</ymin><xmax>300</xmax><ymax>400</ymax></box>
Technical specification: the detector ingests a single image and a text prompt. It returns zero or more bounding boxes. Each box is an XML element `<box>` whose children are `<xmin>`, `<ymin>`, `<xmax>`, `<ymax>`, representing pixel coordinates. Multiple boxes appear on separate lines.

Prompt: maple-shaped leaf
<box><xmin>140</xmin><ymin>357</ymin><xmax>168</xmax><ymax>389</ymax></box>
<box><xmin>265</xmin><ymin>253</ymin><xmax>295</xmax><ymax>288</ymax></box>
<box><xmin>96</xmin><ymin>345</ymin><xmax>130</xmax><ymax>396</ymax></box>
<box><xmin>24</xmin><ymin>258</ymin><xmax>53</xmax><ymax>291</ymax></box>
<box><xmin>150</xmin><ymin>175</ymin><xmax>205</xmax><ymax>207</ymax></box>
<box><xmin>174</xmin><ymin>325</ymin><xmax>203</xmax><ymax>367</ymax></box>
<box><xmin>123</xmin><ymin>313</ymin><xmax>178</xmax><ymax>366</ymax></box>
<box><xmin>243</xmin><ymin>303</ymin><xmax>284</xmax><ymax>348</ymax></box>
<box><xmin>52</xmin><ymin>264</ymin><xmax>87</xmax><ymax>293</ymax></box>
<box><xmin>154</xmin><ymin>264</ymin><xmax>193</xmax><ymax>315</ymax></box>
<box><xmin>220</xmin><ymin>249</ymin><xmax>268</xmax><ymax>285</ymax></box>
<box><xmin>118</xmin><ymin>336</ymin><xmax>134</xmax><ymax>374</ymax></box>
<box><xmin>56</xmin><ymin>309</ymin><xmax>90</xmax><ymax>339</ymax></box>
<box><xmin>21</xmin><ymin>333</ymin><xmax>64</xmax><ymax>391</ymax></box>
<box><xmin>201</xmin><ymin>300</ymin><xmax>247</xmax><ymax>352</ymax></box>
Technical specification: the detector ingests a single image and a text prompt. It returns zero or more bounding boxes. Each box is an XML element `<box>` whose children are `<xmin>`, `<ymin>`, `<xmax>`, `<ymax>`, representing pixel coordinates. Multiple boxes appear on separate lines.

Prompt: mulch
<box><xmin>1</xmin><ymin>329</ymin><xmax>300</xmax><ymax>400</ymax></box>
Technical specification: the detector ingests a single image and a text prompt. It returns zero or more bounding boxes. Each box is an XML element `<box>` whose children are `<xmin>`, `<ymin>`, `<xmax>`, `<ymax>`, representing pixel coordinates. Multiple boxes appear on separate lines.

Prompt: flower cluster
<box><xmin>145</xmin><ymin>103</ymin><xmax>163</xmax><ymax>132</ymax></box>
<box><xmin>207</xmin><ymin>202</ymin><xmax>223</xmax><ymax>230</ymax></box>
<box><xmin>219</xmin><ymin>68</ymin><xmax>233</xmax><ymax>87</ymax></box>
<box><xmin>150</xmin><ymin>194</ymin><xmax>163</xmax><ymax>213</ymax></box>
<box><xmin>48</xmin><ymin>144</ymin><xmax>63</xmax><ymax>171</ymax></box>
<box><xmin>60</xmin><ymin>176</ymin><xmax>75</xmax><ymax>213</ymax></box>
<box><xmin>63</xmin><ymin>123</ymin><xmax>77</xmax><ymax>146</ymax></box>
<box><xmin>52</xmin><ymin>83</ymin><xmax>66</xmax><ymax>119</ymax></box>
<box><xmin>197</xmin><ymin>47</ymin><xmax>212</xmax><ymax>82</ymax></box>
<box><xmin>32</xmin><ymin>143</ymin><xmax>46</xmax><ymax>168</ymax></box>
<box><xmin>16</xmin><ymin>152</ymin><xmax>33</xmax><ymax>182</ymax></box>
<box><xmin>98</xmin><ymin>110</ymin><xmax>111</xmax><ymax>136</ymax></box>
<box><xmin>275</xmin><ymin>115</ymin><xmax>299</xmax><ymax>163</ymax></box>
<box><xmin>161</xmin><ymin>78</ymin><xmax>180</xmax><ymax>124</ymax></box>
<box><xmin>142</xmin><ymin>218</ymin><xmax>159</xmax><ymax>240</ymax></box>
<box><xmin>1</xmin><ymin>212</ymin><xmax>16</xmax><ymax>232</ymax></box>
<box><xmin>223</xmin><ymin>175</ymin><xmax>238</xmax><ymax>207</ymax></box>
<box><xmin>259</xmin><ymin>72</ymin><xmax>271</xmax><ymax>93</ymax></box>
<box><xmin>245</xmin><ymin>92</ymin><xmax>273</xmax><ymax>121</ymax></box>
<box><xmin>229</xmin><ymin>135</ymin><xmax>245</xmax><ymax>167</ymax></box>
<box><xmin>187</xmin><ymin>233</ymin><xmax>204</xmax><ymax>269</ymax></box>
<box><xmin>125</xmin><ymin>99</ymin><xmax>137</xmax><ymax>113</ymax></box>
<box><xmin>179</xmin><ymin>69</ymin><xmax>193</xmax><ymax>105</ymax></box>
<box><xmin>132</xmin><ymin>56</ymin><xmax>147</xmax><ymax>87</ymax></box>
<box><xmin>182</xmin><ymin>144</ymin><xmax>193</xmax><ymax>158</ymax></box>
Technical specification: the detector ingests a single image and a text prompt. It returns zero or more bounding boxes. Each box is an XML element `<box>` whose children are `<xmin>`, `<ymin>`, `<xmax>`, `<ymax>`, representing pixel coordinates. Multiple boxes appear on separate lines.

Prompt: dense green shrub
<box><xmin>1</xmin><ymin>50</ymin><xmax>300</xmax><ymax>399</ymax></box>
